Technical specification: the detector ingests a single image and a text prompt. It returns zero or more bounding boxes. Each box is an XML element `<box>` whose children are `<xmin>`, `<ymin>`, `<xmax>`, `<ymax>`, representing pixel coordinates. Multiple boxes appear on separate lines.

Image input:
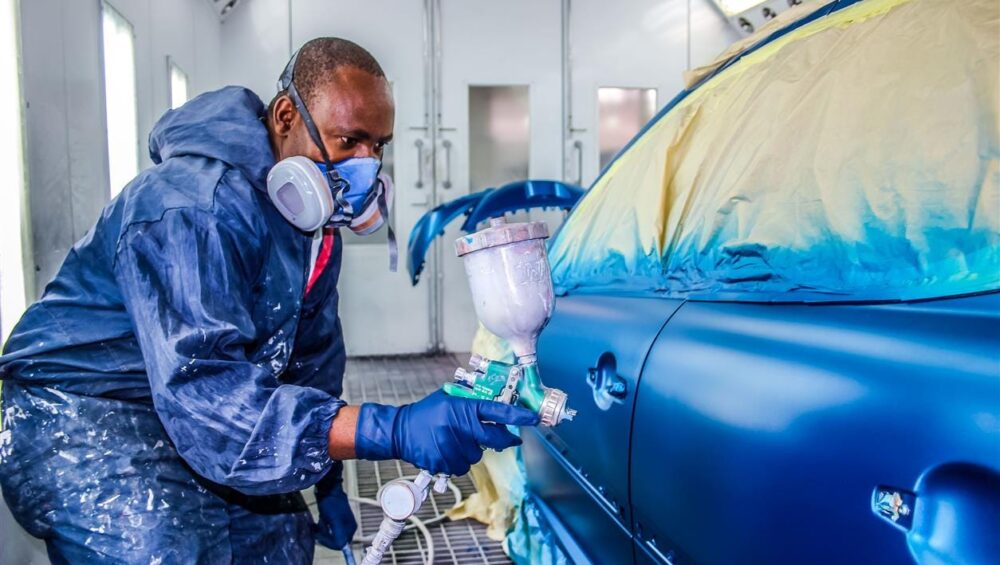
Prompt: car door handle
<box><xmin>587</xmin><ymin>352</ymin><xmax>627</xmax><ymax>410</ymax></box>
<box><xmin>873</xmin><ymin>463</ymin><xmax>1000</xmax><ymax>564</ymax></box>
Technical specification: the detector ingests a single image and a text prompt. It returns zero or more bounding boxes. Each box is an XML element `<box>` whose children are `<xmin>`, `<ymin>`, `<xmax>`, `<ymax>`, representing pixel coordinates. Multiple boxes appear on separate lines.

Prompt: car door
<box><xmin>526</xmin><ymin>293</ymin><xmax>684</xmax><ymax>564</ymax></box>
<box><xmin>630</xmin><ymin>293</ymin><xmax>1000</xmax><ymax>564</ymax></box>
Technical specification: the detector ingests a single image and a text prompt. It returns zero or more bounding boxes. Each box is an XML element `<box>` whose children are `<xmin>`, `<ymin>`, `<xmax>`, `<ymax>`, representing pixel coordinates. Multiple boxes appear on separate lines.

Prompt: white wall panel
<box><xmin>219</xmin><ymin>0</ymin><xmax>290</xmax><ymax>101</ymax></box>
<box><xmin>149</xmin><ymin>0</ymin><xmax>195</xmax><ymax>112</ymax></box>
<box><xmin>437</xmin><ymin>0</ymin><xmax>564</xmax><ymax>352</ymax></box>
<box><xmin>193</xmin><ymin>0</ymin><xmax>223</xmax><ymax>94</ymax></box>
<box><xmin>19</xmin><ymin>0</ymin><xmax>80</xmax><ymax>293</ymax></box>
<box><xmin>65</xmin><ymin>1</ymin><xmax>110</xmax><ymax>240</ymax></box>
<box><xmin>569</xmin><ymin>0</ymin><xmax>687</xmax><ymax>186</ymax></box>
<box><xmin>20</xmin><ymin>0</ymin><xmax>223</xmax><ymax>296</ymax></box>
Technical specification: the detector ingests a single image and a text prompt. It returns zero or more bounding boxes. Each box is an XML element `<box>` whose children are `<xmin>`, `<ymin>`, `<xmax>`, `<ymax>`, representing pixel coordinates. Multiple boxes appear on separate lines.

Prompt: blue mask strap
<box><xmin>280</xmin><ymin>49</ymin><xmax>354</xmax><ymax>217</ymax></box>
<box><xmin>377</xmin><ymin>180</ymin><xmax>397</xmax><ymax>272</ymax></box>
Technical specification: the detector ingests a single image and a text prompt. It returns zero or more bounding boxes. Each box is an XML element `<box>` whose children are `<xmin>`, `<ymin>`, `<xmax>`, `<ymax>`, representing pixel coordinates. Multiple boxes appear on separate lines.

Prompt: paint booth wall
<box><xmin>2</xmin><ymin>2</ymin><xmax>223</xmax><ymax>562</ymax></box>
<box><xmin>21</xmin><ymin>0</ymin><xmax>224</xmax><ymax>297</ymax></box>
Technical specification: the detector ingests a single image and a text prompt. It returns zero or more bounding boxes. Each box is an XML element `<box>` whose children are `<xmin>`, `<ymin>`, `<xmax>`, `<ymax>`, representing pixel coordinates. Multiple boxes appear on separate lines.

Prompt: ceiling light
<box><xmin>712</xmin><ymin>0</ymin><xmax>770</xmax><ymax>17</ymax></box>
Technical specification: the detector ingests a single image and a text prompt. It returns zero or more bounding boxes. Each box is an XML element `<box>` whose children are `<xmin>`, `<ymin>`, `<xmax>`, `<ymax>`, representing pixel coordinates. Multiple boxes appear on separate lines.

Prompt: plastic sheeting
<box><xmin>549</xmin><ymin>0</ymin><xmax>1000</xmax><ymax>302</ymax></box>
<box><xmin>505</xmin><ymin>497</ymin><xmax>570</xmax><ymax>565</ymax></box>
<box><xmin>445</xmin><ymin>448</ymin><xmax>524</xmax><ymax>541</ymax></box>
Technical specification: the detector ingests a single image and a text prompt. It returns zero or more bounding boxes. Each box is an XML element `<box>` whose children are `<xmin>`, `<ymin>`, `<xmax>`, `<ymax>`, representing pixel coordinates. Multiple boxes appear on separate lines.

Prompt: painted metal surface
<box><xmin>407</xmin><ymin>181</ymin><xmax>583</xmax><ymax>286</ymax></box>
<box><xmin>528</xmin><ymin>291</ymin><xmax>1000</xmax><ymax>564</ymax></box>
<box><xmin>407</xmin><ymin>190</ymin><xmax>489</xmax><ymax>285</ymax></box>
<box><xmin>459</xmin><ymin>180</ymin><xmax>583</xmax><ymax>232</ymax></box>
<box><xmin>630</xmin><ymin>292</ymin><xmax>999</xmax><ymax>564</ymax></box>
<box><xmin>527</xmin><ymin>294</ymin><xmax>684</xmax><ymax>564</ymax></box>
<box><xmin>897</xmin><ymin>462</ymin><xmax>1000</xmax><ymax>564</ymax></box>
<box><xmin>521</xmin><ymin>430</ymin><xmax>635</xmax><ymax>564</ymax></box>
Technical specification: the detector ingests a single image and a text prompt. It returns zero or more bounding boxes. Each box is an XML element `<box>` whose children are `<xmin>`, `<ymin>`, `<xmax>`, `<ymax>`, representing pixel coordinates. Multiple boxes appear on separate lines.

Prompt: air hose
<box><xmin>344</xmin><ymin>475</ymin><xmax>463</xmax><ymax>565</ymax></box>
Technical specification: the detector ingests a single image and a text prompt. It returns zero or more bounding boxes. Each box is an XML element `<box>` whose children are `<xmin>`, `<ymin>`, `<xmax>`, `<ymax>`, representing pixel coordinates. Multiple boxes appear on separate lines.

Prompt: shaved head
<box><xmin>271</xmin><ymin>37</ymin><xmax>386</xmax><ymax>110</ymax></box>
<box><xmin>267</xmin><ymin>37</ymin><xmax>394</xmax><ymax>166</ymax></box>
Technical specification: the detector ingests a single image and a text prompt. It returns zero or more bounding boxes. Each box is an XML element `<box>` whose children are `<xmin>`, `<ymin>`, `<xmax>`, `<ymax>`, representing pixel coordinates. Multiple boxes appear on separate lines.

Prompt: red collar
<box><xmin>305</xmin><ymin>227</ymin><xmax>335</xmax><ymax>296</ymax></box>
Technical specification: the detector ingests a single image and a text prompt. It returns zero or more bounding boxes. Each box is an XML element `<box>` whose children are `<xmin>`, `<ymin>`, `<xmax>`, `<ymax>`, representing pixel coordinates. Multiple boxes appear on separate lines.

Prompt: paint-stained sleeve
<box><xmin>112</xmin><ymin>207</ymin><xmax>344</xmax><ymax>496</ymax></box>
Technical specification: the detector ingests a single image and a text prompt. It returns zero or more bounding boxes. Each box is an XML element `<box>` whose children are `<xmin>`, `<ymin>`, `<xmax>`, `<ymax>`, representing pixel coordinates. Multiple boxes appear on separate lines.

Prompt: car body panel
<box><xmin>460</xmin><ymin>179</ymin><xmax>583</xmax><ymax>232</ymax></box>
<box><xmin>521</xmin><ymin>430</ymin><xmax>635</xmax><ymax>564</ymax></box>
<box><xmin>630</xmin><ymin>292</ymin><xmax>1000</xmax><ymax>564</ymax></box>
<box><xmin>528</xmin><ymin>294</ymin><xmax>684</xmax><ymax>563</ymax></box>
<box><xmin>406</xmin><ymin>190</ymin><xmax>490</xmax><ymax>285</ymax></box>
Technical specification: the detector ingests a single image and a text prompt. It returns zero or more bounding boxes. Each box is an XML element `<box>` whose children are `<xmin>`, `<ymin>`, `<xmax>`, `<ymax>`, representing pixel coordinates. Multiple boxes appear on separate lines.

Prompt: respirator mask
<box><xmin>266</xmin><ymin>49</ymin><xmax>397</xmax><ymax>271</ymax></box>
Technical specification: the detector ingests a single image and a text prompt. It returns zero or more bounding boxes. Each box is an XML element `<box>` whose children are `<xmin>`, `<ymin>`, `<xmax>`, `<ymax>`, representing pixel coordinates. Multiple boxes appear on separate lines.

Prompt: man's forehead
<box><xmin>311</xmin><ymin>68</ymin><xmax>393</xmax><ymax>135</ymax></box>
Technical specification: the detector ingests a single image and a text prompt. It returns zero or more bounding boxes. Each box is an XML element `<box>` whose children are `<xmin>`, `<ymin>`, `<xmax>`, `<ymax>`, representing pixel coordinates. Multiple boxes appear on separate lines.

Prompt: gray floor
<box><xmin>311</xmin><ymin>354</ymin><xmax>512</xmax><ymax>565</ymax></box>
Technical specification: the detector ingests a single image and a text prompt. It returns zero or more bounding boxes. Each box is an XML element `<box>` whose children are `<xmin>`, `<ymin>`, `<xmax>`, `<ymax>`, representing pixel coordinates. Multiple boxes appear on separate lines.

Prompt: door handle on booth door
<box><xmin>572</xmin><ymin>140</ymin><xmax>583</xmax><ymax>185</ymax></box>
<box><xmin>441</xmin><ymin>139</ymin><xmax>453</xmax><ymax>189</ymax></box>
<box><xmin>587</xmin><ymin>352</ymin><xmax>627</xmax><ymax>410</ymax></box>
<box><xmin>414</xmin><ymin>139</ymin><xmax>425</xmax><ymax>188</ymax></box>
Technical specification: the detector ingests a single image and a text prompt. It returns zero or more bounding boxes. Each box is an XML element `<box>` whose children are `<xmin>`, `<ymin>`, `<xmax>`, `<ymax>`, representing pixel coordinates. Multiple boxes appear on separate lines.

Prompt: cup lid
<box><xmin>454</xmin><ymin>217</ymin><xmax>549</xmax><ymax>257</ymax></box>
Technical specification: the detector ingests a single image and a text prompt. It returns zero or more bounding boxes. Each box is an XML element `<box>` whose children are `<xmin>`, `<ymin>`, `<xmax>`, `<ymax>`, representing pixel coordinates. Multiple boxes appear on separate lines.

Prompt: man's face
<box><xmin>269</xmin><ymin>66</ymin><xmax>395</xmax><ymax>164</ymax></box>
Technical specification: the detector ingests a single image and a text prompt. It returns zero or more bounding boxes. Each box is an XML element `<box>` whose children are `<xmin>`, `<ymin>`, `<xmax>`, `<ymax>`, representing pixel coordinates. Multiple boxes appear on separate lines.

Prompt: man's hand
<box><xmin>350</xmin><ymin>390</ymin><xmax>540</xmax><ymax>476</ymax></box>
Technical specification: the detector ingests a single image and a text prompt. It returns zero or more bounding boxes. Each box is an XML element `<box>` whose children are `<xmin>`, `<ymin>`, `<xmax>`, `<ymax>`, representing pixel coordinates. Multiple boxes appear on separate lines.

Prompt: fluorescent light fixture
<box><xmin>0</xmin><ymin>0</ymin><xmax>27</xmax><ymax>341</ymax></box>
<box><xmin>712</xmin><ymin>0</ymin><xmax>769</xmax><ymax>17</ymax></box>
<box><xmin>168</xmin><ymin>57</ymin><xmax>189</xmax><ymax>109</ymax></box>
<box><xmin>101</xmin><ymin>1</ymin><xmax>139</xmax><ymax>197</ymax></box>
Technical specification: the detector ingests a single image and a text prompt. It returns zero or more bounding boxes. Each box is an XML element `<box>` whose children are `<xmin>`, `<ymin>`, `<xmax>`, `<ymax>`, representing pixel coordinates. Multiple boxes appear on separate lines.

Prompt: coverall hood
<box><xmin>148</xmin><ymin>85</ymin><xmax>275</xmax><ymax>192</ymax></box>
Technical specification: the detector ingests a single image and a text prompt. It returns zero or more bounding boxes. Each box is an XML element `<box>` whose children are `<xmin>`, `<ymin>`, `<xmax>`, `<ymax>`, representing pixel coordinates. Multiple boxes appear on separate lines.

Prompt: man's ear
<box><xmin>271</xmin><ymin>95</ymin><xmax>297</xmax><ymax>137</ymax></box>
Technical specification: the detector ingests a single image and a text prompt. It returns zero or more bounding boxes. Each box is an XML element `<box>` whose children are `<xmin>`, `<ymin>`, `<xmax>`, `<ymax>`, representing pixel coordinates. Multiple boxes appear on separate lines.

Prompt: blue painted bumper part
<box><xmin>406</xmin><ymin>180</ymin><xmax>583</xmax><ymax>286</ymax></box>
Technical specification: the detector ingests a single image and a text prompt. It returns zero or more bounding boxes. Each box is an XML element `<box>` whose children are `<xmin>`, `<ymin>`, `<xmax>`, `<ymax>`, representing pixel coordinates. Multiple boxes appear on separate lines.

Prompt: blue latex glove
<box><xmin>355</xmin><ymin>390</ymin><xmax>540</xmax><ymax>476</ymax></box>
<box><xmin>314</xmin><ymin>463</ymin><xmax>358</xmax><ymax>551</ymax></box>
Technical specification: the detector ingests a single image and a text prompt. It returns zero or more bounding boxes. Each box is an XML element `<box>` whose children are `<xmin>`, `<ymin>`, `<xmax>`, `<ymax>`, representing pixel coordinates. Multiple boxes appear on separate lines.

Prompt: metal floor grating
<box><xmin>311</xmin><ymin>354</ymin><xmax>513</xmax><ymax>565</ymax></box>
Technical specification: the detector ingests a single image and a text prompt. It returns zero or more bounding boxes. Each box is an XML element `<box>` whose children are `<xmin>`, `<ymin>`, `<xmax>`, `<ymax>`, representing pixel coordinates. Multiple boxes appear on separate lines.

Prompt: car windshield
<box><xmin>548</xmin><ymin>0</ymin><xmax>999</xmax><ymax>303</ymax></box>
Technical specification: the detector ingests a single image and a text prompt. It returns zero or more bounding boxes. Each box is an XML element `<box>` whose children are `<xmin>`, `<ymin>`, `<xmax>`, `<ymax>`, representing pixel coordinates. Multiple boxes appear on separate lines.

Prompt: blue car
<box><xmin>518</xmin><ymin>1</ymin><xmax>1000</xmax><ymax>563</ymax></box>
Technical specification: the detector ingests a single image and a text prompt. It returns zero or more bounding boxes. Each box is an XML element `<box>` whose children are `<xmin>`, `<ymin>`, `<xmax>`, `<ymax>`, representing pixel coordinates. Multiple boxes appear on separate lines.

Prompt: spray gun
<box><xmin>361</xmin><ymin>218</ymin><xmax>576</xmax><ymax>565</ymax></box>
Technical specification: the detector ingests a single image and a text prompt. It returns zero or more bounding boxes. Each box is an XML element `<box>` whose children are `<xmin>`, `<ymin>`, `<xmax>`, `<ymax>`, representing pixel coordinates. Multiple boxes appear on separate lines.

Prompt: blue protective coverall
<box><xmin>0</xmin><ymin>86</ymin><xmax>352</xmax><ymax>564</ymax></box>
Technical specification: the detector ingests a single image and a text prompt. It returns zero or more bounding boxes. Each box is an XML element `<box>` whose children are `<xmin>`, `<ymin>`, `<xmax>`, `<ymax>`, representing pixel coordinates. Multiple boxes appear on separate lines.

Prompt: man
<box><xmin>0</xmin><ymin>38</ymin><xmax>537</xmax><ymax>564</ymax></box>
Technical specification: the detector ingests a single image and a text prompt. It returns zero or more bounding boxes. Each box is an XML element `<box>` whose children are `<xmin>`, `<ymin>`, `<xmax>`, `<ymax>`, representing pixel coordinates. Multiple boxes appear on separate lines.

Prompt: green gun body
<box><xmin>443</xmin><ymin>355</ymin><xmax>574</xmax><ymax>427</ymax></box>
